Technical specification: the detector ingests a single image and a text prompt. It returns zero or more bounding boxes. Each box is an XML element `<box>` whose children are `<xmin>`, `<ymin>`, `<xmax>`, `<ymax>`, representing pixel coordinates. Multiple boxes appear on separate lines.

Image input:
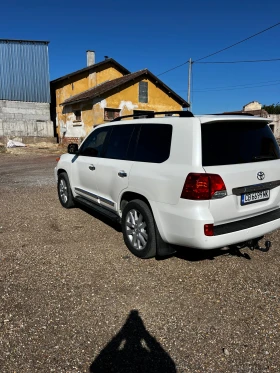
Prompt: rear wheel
<box><xmin>122</xmin><ymin>199</ymin><xmax>156</xmax><ymax>258</ymax></box>
<box><xmin>57</xmin><ymin>172</ymin><xmax>75</xmax><ymax>208</ymax></box>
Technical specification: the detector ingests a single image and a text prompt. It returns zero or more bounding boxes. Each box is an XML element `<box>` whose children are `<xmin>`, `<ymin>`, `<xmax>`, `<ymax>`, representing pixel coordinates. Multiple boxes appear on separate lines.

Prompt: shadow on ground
<box><xmin>89</xmin><ymin>310</ymin><xmax>176</xmax><ymax>373</ymax></box>
<box><xmin>77</xmin><ymin>203</ymin><xmax>252</xmax><ymax>262</ymax></box>
<box><xmin>173</xmin><ymin>245</ymin><xmax>251</xmax><ymax>261</ymax></box>
<box><xmin>77</xmin><ymin>204</ymin><xmax>122</xmax><ymax>233</ymax></box>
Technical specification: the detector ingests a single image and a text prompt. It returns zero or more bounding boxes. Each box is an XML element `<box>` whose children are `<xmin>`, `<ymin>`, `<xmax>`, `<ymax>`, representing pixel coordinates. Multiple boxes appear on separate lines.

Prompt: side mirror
<box><xmin>68</xmin><ymin>143</ymin><xmax>79</xmax><ymax>154</ymax></box>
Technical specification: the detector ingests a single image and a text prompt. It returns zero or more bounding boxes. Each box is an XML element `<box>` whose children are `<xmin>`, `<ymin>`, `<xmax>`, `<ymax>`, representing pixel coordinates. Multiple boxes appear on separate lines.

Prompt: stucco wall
<box><xmin>0</xmin><ymin>100</ymin><xmax>54</xmax><ymax>139</ymax></box>
<box><xmin>54</xmin><ymin>68</ymin><xmax>124</xmax><ymax>118</ymax></box>
<box><xmin>54</xmin><ymin>67</ymin><xmax>125</xmax><ymax>140</ymax></box>
<box><xmin>57</xmin><ymin>76</ymin><xmax>183</xmax><ymax>140</ymax></box>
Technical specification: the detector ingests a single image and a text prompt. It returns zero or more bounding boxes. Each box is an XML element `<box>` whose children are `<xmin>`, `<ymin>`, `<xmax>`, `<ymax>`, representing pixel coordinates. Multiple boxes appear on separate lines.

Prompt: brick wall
<box><xmin>61</xmin><ymin>137</ymin><xmax>81</xmax><ymax>145</ymax></box>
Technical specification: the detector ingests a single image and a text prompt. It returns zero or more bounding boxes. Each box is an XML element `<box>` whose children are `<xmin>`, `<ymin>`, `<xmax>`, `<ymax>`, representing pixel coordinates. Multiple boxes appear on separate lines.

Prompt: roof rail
<box><xmin>111</xmin><ymin>110</ymin><xmax>194</xmax><ymax>122</ymax></box>
<box><xmin>212</xmin><ymin>112</ymin><xmax>255</xmax><ymax>117</ymax></box>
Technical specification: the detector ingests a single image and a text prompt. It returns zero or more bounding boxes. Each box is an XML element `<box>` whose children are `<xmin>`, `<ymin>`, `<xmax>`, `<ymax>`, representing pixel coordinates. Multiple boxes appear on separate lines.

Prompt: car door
<box><xmin>94</xmin><ymin>123</ymin><xmax>137</xmax><ymax>212</ymax></box>
<box><xmin>71</xmin><ymin>125</ymin><xmax>112</xmax><ymax>204</ymax></box>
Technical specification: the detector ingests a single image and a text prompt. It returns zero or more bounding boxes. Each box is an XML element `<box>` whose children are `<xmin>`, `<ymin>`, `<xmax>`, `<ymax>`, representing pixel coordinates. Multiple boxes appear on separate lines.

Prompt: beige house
<box><xmin>50</xmin><ymin>51</ymin><xmax>189</xmax><ymax>144</ymax></box>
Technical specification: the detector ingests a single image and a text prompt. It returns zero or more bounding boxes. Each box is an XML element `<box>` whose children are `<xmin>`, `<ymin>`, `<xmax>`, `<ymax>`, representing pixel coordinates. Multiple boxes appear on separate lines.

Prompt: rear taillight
<box><xmin>181</xmin><ymin>173</ymin><xmax>227</xmax><ymax>200</ymax></box>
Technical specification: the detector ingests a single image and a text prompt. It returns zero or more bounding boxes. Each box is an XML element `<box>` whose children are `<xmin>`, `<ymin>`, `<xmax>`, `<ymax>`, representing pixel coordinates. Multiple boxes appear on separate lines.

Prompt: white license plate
<box><xmin>241</xmin><ymin>190</ymin><xmax>270</xmax><ymax>205</ymax></box>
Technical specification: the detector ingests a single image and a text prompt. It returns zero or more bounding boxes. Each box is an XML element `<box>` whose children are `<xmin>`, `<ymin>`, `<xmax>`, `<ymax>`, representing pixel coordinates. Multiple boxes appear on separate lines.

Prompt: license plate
<box><xmin>241</xmin><ymin>190</ymin><xmax>270</xmax><ymax>205</ymax></box>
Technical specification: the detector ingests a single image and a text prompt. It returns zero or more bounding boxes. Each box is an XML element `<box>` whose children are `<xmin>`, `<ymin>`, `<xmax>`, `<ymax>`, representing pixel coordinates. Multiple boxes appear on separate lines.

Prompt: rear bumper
<box><xmin>151</xmin><ymin>200</ymin><xmax>280</xmax><ymax>249</ymax></box>
<box><xmin>214</xmin><ymin>208</ymin><xmax>280</xmax><ymax>235</ymax></box>
<box><xmin>208</xmin><ymin>215</ymin><xmax>280</xmax><ymax>249</ymax></box>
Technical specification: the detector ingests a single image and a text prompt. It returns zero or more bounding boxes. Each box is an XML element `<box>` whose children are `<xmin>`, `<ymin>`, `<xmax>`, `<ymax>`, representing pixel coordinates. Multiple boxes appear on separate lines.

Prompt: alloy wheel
<box><xmin>59</xmin><ymin>179</ymin><xmax>68</xmax><ymax>204</ymax></box>
<box><xmin>125</xmin><ymin>209</ymin><xmax>148</xmax><ymax>250</ymax></box>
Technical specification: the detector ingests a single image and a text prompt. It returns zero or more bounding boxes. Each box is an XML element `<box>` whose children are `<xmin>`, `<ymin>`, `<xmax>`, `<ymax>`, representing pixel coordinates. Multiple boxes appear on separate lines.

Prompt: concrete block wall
<box><xmin>0</xmin><ymin>100</ymin><xmax>54</xmax><ymax>141</ymax></box>
<box><xmin>268</xmin><ymin>114</ymin><xmax>280</xmax><ymax>139</ymax></box>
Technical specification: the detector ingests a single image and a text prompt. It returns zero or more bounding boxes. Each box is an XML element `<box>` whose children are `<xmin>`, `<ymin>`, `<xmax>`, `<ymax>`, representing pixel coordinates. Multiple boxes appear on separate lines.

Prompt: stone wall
<box><xmin>0</xmin><ymin>100</ymin><xmax>55</xmax><ymax>143</ymax></box>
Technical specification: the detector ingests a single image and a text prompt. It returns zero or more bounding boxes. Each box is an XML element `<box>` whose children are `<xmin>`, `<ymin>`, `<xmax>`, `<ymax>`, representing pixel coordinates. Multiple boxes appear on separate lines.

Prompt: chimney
<box><xmin>86</xmin><ymin>50</ymin><xmax>95</xmax><ymax>66</ymax></box>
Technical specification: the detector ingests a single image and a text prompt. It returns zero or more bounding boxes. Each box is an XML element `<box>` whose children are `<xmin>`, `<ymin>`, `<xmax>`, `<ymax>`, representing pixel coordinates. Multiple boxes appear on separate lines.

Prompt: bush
<box><xmin>262</xmin><ymin>104</ymin><xmax>280</xmax><ymax>114</ymax></box>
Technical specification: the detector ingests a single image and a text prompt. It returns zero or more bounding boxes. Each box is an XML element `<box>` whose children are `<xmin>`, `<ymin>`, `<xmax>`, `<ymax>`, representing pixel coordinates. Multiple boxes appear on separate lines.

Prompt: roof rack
<box><xmin>212</xmin><ymin>112</ymin><xmax>255</xmax><ymax>117</ymax></box>
<box><xmin>111</xmin><ymin>110</ymin><xmax>194</xmax><ymax>122</ymax></box>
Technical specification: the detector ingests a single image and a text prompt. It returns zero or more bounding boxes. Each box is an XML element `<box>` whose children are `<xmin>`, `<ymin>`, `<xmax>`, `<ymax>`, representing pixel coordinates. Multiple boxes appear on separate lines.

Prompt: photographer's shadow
<box><xmin>89</xmin><ymin>310</ymin><xmax>176</xmax><ymax>373</ymax></box>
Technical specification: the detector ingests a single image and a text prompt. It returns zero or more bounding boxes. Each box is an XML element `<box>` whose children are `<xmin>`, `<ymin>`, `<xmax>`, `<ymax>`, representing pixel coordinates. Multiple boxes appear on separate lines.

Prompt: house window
<box><xmin>74</xmin><ymin>110</ymin><xmax>81</xmax><ymax>121</ymax></box>
<box><xmin>104</xmin><ymin>108</ymin><xmax>121</xmax><ymax>121</ymax></box>
<box><xmin>139</xmin><ymin>81</ymin><xmax>148</xmax><ymax>103</ymax></box>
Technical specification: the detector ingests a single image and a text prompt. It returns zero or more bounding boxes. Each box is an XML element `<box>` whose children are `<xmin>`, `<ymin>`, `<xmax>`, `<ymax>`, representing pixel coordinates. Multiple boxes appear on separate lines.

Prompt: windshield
<box><xmin>201</xmin><ymin>121</ymin><xmax>280</xmax><ymax>166</ymax></box>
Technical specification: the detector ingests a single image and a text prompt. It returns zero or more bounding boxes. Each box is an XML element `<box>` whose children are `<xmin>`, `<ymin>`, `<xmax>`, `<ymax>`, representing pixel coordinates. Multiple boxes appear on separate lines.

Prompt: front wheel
<box><xmin>122</xmin><ymin>199</ymin><xmax>156</xmax><ymax>259</ymax></box>
<box><xmin>57</xmin><ymin>172</ymin><xmax>75</xmax><ymax>209</ymax></box>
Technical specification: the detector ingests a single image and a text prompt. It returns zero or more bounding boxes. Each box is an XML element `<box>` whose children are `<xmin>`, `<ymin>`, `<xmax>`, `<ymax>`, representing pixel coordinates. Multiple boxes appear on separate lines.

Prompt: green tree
<box><xmin>262</xmin><ymin>104</ymin><xmax>280</xmax><ymax>114</ymax></box>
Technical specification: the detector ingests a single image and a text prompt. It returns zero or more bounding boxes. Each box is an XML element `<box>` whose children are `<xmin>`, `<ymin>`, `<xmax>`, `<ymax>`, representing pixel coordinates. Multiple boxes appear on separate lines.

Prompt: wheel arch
<box><xmin>120</xmin><ymin>192</ymin><xmax>175</xmax><ymax>257</ymax></box>
<box><xmin>120</xmin><ymin>191</ymin><xmax>152</xmax><ymax>213</ymax></box>
<box><xmin>57</xmin><ymin>168</ymin><xmax>75</xmax><ymax>197</ymax></box>
<box><xmin>57</xmin><ymin>170</ymin><xmax>75</xmax><ymax>208</ymax></box>
<box><xmin>57</xmin><ymin>168</ymin><xmax>67</xmax><ymax>176</ymax></box>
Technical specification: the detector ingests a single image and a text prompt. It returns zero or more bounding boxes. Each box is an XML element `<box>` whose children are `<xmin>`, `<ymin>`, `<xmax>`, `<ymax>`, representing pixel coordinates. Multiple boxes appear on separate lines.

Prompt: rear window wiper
<box><xmin>252</xmin><ymin>155</ymin><xmax>277</xmax><ymax>162</ymax></box>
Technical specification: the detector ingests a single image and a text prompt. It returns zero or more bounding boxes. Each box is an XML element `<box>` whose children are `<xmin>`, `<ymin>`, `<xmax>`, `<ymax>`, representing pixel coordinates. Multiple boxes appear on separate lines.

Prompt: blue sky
<box><xmin>1</xmin><ymin>0</ymin><xmax>280</xmax><ymax>113</ymax></box>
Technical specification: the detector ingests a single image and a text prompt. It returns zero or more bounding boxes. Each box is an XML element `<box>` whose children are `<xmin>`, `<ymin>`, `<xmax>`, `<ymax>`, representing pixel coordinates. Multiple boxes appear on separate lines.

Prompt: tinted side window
<box><xmin>126</xmin><ymin>123</ymin><xmax>141</xmax><ymax>161</ymax></box>
<box><xmin>79</xmin><ymin>127</ymin><xmax>111</xmax><ymax>157</ymax></box>
<box><xmin>134</xmin><ymin>123</ymin><xmax>172</xmax><ymax>163</ymax></box>
<box><xmin>201</xmin><ymin>121</ymin><xmax>280</xmax><ymax>166</ymax></box>
<box><xmin>103</xmin><ymin>124</ymin><xmax>134</xmax><ymax>160</ymax></box>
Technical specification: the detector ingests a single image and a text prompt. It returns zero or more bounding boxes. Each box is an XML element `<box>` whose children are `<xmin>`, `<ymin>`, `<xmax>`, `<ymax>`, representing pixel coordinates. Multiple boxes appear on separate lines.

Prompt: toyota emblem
<box><xmin>257</xmin><ymin>171</ymin><xmax>265</xmax><ymax>181</ymax></box>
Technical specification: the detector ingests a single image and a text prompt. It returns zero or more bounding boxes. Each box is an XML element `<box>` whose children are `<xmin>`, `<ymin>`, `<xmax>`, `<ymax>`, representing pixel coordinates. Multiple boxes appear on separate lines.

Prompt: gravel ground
<box><xmin>0</xmin><ymin>149</ymin><xmax>280</xmax><ymax>373</ymax></box>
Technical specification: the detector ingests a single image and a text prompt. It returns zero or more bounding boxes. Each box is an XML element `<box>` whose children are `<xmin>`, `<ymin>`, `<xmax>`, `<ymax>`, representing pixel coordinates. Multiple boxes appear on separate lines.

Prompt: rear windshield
<box><xmin>201</xmin><ymin>121</ymin><xmax>280</xmax><ymax>166</ymax></box>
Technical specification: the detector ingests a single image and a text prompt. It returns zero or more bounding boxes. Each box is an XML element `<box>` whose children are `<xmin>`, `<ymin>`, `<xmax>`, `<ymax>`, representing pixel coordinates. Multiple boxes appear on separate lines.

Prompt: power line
<box><xmin>197</xmin><ymin>79</ymin><xmax>280</xmax><ymax>90</ymax></box>
<box><xmin>157</xmin><ymin>21</ymin><xmax>280</xmax><ymax>76</ymax></box>
<box><xmin>157</xmin><ymin>61</ymin><xmax>189</xmax><ymax>76</ymax></box>
<box><xmin>194</xmin><ymin>81</ymin><xmax>280</xmax><ymax>93</ymax></box>
<box><xmin>194</xmin><ymin>21</ymin><xmax>280</xmax><ymax>62</ymax></box>
<box><xmin>196</xmin><ymin>58</ymin><xmax>280</xmax><ymax>64</ymax></box>
<box><xmin>158</xmin><ymin>57</ymin><xmax>280</xmax><ymax>78</ymax></box>
<box><xmin>176</xmin><ymin>79</ymin><xmax>280</xmax><ymax>93</ymax></box>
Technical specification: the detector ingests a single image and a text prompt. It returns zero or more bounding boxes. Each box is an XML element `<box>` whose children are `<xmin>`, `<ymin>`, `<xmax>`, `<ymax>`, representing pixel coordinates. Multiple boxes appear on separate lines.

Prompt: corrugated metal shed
<box><xmin>0</xmin><ymin>39</ymin><xmax>50</xmax><ymax>103</ymax></box>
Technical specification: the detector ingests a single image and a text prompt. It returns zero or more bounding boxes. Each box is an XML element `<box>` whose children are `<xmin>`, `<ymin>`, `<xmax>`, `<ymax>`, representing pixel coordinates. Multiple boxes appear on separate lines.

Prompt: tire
<box><xmin>57</xmin><ymin>172</ymin><xmax>75</xmax><ymax>209</ymax></box>
<box><xmin>122</xmin><ymin>199</ymin><xmax>156</xmax><ymax>259</ymax></box>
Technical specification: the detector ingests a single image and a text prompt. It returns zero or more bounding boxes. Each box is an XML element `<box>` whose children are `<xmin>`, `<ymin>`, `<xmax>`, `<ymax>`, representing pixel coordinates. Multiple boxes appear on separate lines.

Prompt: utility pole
<box><xmin>187</xmin><ymin>58</ymin><xmax>192</xmax><ymax>110</ymax></box>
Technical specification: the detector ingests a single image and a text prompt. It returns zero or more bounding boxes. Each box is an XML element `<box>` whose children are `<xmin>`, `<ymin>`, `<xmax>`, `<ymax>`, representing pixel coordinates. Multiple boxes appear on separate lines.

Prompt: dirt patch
<box><xmin>1</xmin><ymin>155</ymin><xmax>280</xmax><ymax>373</ymax></box>
<box><xmin>0</xmin><ymin>143</ymin><xmax>6</xmax><ymax>153</ymax></box>
<box><xmin>5</xmin><ymin>142</ymin><xmax>67</xmax><ymax>156</ymax></box>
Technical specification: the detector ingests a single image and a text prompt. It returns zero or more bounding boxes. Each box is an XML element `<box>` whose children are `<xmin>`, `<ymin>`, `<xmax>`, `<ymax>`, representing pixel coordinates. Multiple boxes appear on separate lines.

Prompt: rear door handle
<box><xmin>89</xmin><ymin>164</ymin><xmax>95</xmax><ymax>171</ymax></box>
<box><xmin>118</xmin><ymin>170</ymin><xmax>127</xmax><ymax>178</ymax></box>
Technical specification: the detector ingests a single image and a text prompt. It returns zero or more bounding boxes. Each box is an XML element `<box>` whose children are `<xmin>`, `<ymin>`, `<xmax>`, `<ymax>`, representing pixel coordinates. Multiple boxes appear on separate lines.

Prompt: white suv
<box><xmin>55</xmin><ymin>111</ymin><xmax>280</xmax><ymax>258</ymax></box>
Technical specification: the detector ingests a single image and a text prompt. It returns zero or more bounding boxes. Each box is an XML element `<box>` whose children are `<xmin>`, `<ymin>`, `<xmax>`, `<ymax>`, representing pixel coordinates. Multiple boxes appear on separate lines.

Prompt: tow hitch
<box><xmin>230</xmin><ymin>237</ymin><xmax>272</xmax><ymax>254</ymax></box>
<box><xmin>248</xmin><ymin>238</ymin><xmax>272</xmax><ymax>252</ymax></box>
